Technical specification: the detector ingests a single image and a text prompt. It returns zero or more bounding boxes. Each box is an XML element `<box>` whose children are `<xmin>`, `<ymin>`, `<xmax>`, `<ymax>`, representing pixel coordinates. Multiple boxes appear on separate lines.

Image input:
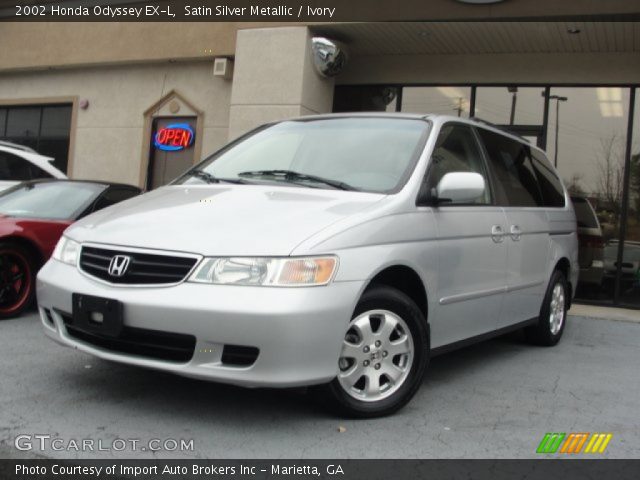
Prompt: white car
<box><xmin>0</xmin><ymin>141</ymin><xmax>67</xmax><ymax>192</ymax></box>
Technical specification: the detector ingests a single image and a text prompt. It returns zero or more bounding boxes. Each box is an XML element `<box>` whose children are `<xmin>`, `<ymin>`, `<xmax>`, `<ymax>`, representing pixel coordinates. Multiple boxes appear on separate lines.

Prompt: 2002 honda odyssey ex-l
<box><xmin>37</xmin><ymin>114</ymin><xmax>578</xmax><ymax>417</ymax></box>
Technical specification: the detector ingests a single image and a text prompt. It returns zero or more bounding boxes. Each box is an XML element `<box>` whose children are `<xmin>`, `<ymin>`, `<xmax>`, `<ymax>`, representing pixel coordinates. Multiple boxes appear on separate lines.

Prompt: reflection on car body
<box><xmin>604</xmin><ymin>240</ymin><xmax>640</xmax><ymax>292</ymax></box>
<box><xmin>0</xmin><ymin>179</ymin><xmax>140</xmax><ymax>318</ymax></box>
<box><xmin>571</xmin><ymin>196</ymin><xmax>604</xmax><ymax>288</ymax></box>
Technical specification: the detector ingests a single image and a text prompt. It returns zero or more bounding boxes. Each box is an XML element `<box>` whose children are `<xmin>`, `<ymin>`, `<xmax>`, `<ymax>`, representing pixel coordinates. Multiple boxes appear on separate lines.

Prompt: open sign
<box><xmin>154</xmin><ymin>123</ymin><xmax>195</xmax><ymax>151</ymax></box>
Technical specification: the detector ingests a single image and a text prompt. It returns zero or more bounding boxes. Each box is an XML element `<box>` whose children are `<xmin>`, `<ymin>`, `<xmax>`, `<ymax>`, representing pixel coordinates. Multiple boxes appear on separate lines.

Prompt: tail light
<box><xmin>580</xmin><ymin>235</ymin><xmax>604</xmax><ymax>249</ymax></box>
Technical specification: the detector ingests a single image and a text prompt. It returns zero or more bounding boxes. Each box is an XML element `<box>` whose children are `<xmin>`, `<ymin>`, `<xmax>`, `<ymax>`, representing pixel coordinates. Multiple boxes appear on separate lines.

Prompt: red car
<box><xmin>0</xmin><ymin>180</ymin><xmax>141</xmax><ymax>318</ymax></box>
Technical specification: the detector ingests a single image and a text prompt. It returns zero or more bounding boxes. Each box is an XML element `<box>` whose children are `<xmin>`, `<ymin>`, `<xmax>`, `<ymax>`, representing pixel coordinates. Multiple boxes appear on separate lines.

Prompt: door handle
<box><xmin>510</xmin><ymin>225</ymin><xmax>522</xmax><ymax>241</ymax></box>
<box><xmin>491</xmin><ymin>225</ymin><xmax>505</xmax><ymax>243</ymax></box>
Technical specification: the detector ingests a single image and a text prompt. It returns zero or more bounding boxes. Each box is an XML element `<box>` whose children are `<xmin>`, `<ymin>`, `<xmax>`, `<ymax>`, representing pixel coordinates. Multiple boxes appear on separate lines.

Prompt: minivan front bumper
<box><xmin>36</xmin><ymin>259</ymin><xmax>363</xmax><ymax>387</ymax></box>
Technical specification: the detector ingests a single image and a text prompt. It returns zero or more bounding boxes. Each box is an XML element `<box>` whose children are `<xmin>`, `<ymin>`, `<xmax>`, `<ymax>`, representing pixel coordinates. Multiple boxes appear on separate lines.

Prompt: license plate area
<box><xmin>72</xmin><ymin>294</ymin><xmax>123</xmax><ymax>338</ymax></box>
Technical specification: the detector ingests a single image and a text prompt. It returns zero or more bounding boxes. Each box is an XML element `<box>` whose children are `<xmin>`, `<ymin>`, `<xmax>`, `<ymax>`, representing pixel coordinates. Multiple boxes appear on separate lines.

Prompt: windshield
<box><xmin>0</xmin><ymin>182</ymin><xmax>105</xmax><ymax>220</ymax></box>
<box><xmin>175</xmin><ymin>117</ymin><xmax>429</xmax><ymax>193</ymax></box>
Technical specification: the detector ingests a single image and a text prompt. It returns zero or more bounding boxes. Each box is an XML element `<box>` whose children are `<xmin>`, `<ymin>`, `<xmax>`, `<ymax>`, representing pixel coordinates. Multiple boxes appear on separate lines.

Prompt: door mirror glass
<box><xmin>419</xmin><ymin>124</ymin><xmax>492</xmax><ymax>206</ymax></box>
<box><xmin>436</xmin><ymin>172</ymin><xmax>486</xmax><ymax>204</ymax></box>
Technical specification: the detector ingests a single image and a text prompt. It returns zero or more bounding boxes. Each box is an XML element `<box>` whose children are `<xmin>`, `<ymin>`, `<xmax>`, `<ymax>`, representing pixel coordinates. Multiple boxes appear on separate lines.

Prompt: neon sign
<box><xmin>154</xmin><ymin>123</ymin><xmax>195</xmax><ymax>151</ymax></box>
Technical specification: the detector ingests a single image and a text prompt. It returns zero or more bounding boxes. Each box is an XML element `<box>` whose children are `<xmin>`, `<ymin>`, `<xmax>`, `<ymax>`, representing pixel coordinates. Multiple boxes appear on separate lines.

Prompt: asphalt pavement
<box><xmin>1</xmin><ymin>309</ymin><xmax>638</xmax><ymax>459</ymax></box>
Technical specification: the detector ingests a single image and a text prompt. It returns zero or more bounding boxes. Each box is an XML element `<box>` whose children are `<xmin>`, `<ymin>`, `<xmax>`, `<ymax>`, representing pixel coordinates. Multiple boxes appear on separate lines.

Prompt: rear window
<box><xmin>0</xmin><ymin>151</ymin><xmax>32</xmax><ymax>181</ymax></box>
<box><xmin>531</xmin><ymin>150</ymin><xmax>565</xmax><ymax>207</ymax></box>
<box><xmin>571</xmin><ymin>197</ymin><xmax>599</xmax><ymax>229</ymax></box>
<box><xmin>0</xmin><ymin>151</ymin><xmax>53</xmax><ymax>181</ymax></box>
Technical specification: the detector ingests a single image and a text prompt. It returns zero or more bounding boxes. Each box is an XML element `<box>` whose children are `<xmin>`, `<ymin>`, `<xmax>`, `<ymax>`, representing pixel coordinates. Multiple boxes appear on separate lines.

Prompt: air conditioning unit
<box><xmin>213</xmin><ymin>58</ymin><xmax>233</xmax><ymax>80</ymax></box>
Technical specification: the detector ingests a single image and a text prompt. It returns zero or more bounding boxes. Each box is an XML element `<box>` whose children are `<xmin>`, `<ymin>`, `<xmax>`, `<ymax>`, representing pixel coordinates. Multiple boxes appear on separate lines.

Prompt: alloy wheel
<box><xmin>549</xmin><ymin>283</ymin><xmax>565</xmax><ymax>335</ymax></box>
<box><xmin>337</xmin><ymin>309</ymin><xmax>414</xmax><ymax>402</ymax></box>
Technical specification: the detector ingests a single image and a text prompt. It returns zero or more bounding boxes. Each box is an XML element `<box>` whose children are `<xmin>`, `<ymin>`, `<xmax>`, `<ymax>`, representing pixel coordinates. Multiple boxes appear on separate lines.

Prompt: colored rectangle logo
<box><xmin>537</xmin><ymin>433</ymin><xmax>612</xmax><ymax>454</ymax></box>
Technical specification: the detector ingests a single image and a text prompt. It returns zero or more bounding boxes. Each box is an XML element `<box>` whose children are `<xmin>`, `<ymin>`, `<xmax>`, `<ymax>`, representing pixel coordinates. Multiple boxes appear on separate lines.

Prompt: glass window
<box><xmin>475</xmin><ymin>87</ymin><xmax>545</xmax><ymax>125</ymax></box>
<box><xmin>531</xmin><ymin>150</ymin><xmax>565</xmax><ymax>207</ymax></box>
<box><xmin>572</xmin><ymin>196</ymin><xmax>600</xmax><ymax>229</ymax></box>
<box><xmin>616</xmin><ymin>89</ymin><xmax>640</xmax><ymax>306</ymax></box>
<box><xmin>41</xmin><ymin>105</ymin><xmax>72</xmax><ymax>137</ymax></box>
<box><xmin>0</xmin><ymin>181</ymin><xmax>105</xmax><ymax>220</ymax></box>
<box><xmin>0</xmin><ymin>104</ymin><xmax>72</xmax><ymax>174</ymax></box>
<box><xmin>177</xmin><ymin>118</ymin><xmax>429</xmax><ymax>194</ymax></box>
<box><xmin>4</xmin><ymin>138</ymin><xmax>38</xmax><ymax>152</ymax></box>
<box><xmin>401</xmin><ymin>87</ymin><xmax>472</xmax><ymax>117</ymax></box>
<box><xmin>92</xmin><ymin>187</ymin><xmax>140</xmax><ymax>211</ymax></box>
<box><xmin>34</xmin><ymin>138</ymin><xmax>69</xmax><ymax>173</ymax></box>
<box><xmin>477</xmin><ymin>128</ymin><xmax>543</xmax><ymax>207</ymax></box>
<box><xmin>27</xmin><ymin>163</ymin><xmax>53</xmax><ymax>180</ymax></box>
<box><xmin>0</xmin><ymin>151</ymin><xmax>34</xmax><ymax>181</ymax></box>
<box><xmin>333</xmin><ymin>86</ymin><xmax>399</xmax><ymax>112</ymax></box>
<box><xmin>425</xmin><ymin>124</ymin><xmax>491</xmax><ymax>204</ymax></box>
<box><xmin>546</xmin><ymin>88</ymin><xmax>629</xmax><ymax>222</ymax></box>
<box><xmin>5</xmin><ymin>107</ymin><xmax>40</xmax><ymax>138</ymax></box>
<box><xmin>545</xmin><ymin>87</ymin><xmax>630</xmax><ymax>304</ymax></box>
<box><xmin>0</xmin><ymin>109</ymin><xmax>6</xmax><ymax>135</ymax></box>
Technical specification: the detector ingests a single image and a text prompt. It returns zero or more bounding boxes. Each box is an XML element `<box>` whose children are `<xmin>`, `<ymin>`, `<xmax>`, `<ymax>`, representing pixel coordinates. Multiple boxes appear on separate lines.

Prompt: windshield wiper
<box><xmin>188</xmin><ymin>170</ymin><xmax>219</xmax><ymax>184</ymax></box>
<box><xmin>186</xmin><ymin>170</ymin><xmax>248</xmax><ymax>185</ymax></box>
<box><xmin>237</xmin><ymin>170</ymin><xmax>357</xmax><ymax>191</ymax></box>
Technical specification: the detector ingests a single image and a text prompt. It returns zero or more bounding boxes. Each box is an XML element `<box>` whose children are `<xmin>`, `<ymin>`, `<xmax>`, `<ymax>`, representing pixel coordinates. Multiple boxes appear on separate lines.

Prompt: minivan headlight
<box><xmin>189</xmin><ymin>256</ymin><xmax>337</xmax><ymax>286</ymax></box>
<box><xmin>52</xmin><ymin>236</ymin><xmax>80</xmax><ymax>266</ymax></box>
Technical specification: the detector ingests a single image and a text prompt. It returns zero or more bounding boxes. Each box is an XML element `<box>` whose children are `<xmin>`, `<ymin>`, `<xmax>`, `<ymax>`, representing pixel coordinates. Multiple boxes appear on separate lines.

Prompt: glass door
<box><xmin>616</xmin><ymin>88</ymin><xmax>640</xmax><ymax>307</ymax></box>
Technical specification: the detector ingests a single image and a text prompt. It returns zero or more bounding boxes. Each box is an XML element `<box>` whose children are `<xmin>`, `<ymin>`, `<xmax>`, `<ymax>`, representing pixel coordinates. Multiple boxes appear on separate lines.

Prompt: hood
<box><xmin>0</xmin><ymin>181</ymin><xmax>18</xmax><ymax>192</ymax></box>
<box><xmin>68</xmin><ymin>185</ymin><xmax>386</xmax><ymax>256</ymax></box>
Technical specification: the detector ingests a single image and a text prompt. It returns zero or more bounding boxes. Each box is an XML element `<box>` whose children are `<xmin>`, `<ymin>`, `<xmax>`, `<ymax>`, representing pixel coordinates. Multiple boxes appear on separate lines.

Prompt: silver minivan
<box><xmin>37</xmin><ymin>114</ymin><xmax>578</xmax><ymax>417</ymax></box>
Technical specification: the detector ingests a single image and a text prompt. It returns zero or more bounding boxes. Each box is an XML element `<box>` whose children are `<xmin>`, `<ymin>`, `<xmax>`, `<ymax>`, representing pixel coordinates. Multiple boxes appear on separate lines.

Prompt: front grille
<box><xmin>61</xmin><ymin>312</ymin><xmax>195</xmax><ymax>363</ymax></box>
<box><xmin>43</xmin><ymin>308</ymin><xmax>54</xmax><ymax>327</ymax></box>
<box><xmin>79</xmin><ymin>246</ymin><xmax>198</xmax><ymax>285</ymax></box>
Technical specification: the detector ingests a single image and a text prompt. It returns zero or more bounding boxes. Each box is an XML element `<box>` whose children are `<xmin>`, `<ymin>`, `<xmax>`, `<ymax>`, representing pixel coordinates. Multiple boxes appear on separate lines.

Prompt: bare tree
<box><xmin>595</xmin><ymin>134</ymin><xmax>625</xmax><ymax>216</ymax></box>
<box><xmin>631</xmin><ymin>153</ymin><xmax>640</xmax><ymax>217</ymax></box>
<box><xmin>565</xmin><ymin>173</ymin><xmax>585</xmax><ymax>196</ymax></box>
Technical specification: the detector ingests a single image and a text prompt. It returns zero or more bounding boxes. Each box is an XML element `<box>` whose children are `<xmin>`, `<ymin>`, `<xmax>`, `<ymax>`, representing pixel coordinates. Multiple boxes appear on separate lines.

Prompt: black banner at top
<box><xmin>2</xmin><ymin>0</ymin><xmax>640</xmax><ymax>22</ymax></box>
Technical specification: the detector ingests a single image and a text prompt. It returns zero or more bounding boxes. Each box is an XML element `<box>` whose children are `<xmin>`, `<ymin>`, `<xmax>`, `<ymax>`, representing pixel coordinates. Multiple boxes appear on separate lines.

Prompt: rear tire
<box><xmin>525</xmin><ymin>270</ymin><xmax>568</xmax><ymax>346</ymax></box>
<box><xmin>319</xmin><ymin>285</ymin><xmax>429</xmax><ymax>418</ymax></box>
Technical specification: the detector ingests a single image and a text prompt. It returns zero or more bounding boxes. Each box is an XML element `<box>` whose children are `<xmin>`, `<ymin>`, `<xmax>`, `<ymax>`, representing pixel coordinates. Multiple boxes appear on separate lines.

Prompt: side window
<box><xmin>28</xmin><ymin>164</ymin><xmax>53</xmax><ymax>180</ymax></box>
<box><xmin>477</xmin><ymin>129</ymin><xmax>543</xmax><ymax>207</ymax></box>
<box><xmin>92</xmin><ymin>187</ymin><xmax>139</xmax><ymax>212</ymax></box>
<box><xmin>425</xmin><ymin>124</ymin><xmax>491</xmax><ymax>205</ymax></box>
<box><xmin>531</xmin><ymin>150</ymin><xmax>566</xmax><ymax>207</ymax></box>
<box><xmin>0</xmin><ymin>152</ymin><xmax>33</xmax><ymax>181</ymax></box>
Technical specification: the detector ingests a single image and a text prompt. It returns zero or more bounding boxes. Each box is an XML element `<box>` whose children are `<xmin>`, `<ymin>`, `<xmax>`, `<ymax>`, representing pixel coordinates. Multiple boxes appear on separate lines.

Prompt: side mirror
<box><xmin>434</xmin><ymin>172</ymin><xmax>486</xmax><ymax>205</ymax></box>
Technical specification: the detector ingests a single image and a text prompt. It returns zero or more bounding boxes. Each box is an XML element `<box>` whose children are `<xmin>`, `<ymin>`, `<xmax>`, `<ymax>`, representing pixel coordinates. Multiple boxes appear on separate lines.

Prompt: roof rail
<box><xmin>469</xmin><ymin>117</ymin><xmax>530</xmax><ymax>143</ymax></box>
<box><xmin>0</xmin><ymin>140</ymin><xmax>36</xmax><ymax>153</ymax></box>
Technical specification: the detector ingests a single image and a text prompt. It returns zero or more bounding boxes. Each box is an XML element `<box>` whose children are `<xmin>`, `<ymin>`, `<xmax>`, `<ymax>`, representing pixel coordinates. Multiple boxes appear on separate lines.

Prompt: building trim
<box><xmin>139</xmin><ymin>89</ymin><xmax>204</xmax><ymax>189</ymax></box>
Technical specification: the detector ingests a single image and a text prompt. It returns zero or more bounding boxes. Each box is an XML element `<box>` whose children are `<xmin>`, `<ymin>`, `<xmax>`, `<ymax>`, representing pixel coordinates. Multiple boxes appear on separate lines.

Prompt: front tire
<box><xmin>0</xmin><ymin>242</ymin><xmax>37</xmax><ymax>319</ymax></box>
<box><xmin>320</xmin><ymin>285</ymin><xmax>429</xmax><ymax>418</ymax></box>
<box><xmin>525</xmin><ymin>270</ymin><xmax>568</xmax><ymax>346</ymax></box>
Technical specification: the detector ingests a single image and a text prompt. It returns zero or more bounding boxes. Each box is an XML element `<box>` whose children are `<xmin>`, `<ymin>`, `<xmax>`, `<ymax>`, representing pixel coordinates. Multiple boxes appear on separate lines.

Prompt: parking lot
<box><xmin>1</xmin><ymin>309</ymin><xmax>638</xmax><ymax>459</ymax></box>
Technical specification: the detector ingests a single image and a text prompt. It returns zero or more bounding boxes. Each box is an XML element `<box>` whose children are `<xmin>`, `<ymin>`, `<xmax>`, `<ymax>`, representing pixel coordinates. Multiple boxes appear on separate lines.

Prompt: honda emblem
<box><xmin>108</xmin><ymin>255</ymin><xmax>131</xmax><ymax>277</ymax></box>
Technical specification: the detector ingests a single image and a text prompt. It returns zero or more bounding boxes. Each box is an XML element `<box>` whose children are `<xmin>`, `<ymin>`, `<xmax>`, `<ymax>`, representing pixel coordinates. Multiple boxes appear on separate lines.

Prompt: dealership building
<box><xmin>0</xmin><ymin>0</ymin><xmax>639</xmax><ymax>307</ymax></box>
